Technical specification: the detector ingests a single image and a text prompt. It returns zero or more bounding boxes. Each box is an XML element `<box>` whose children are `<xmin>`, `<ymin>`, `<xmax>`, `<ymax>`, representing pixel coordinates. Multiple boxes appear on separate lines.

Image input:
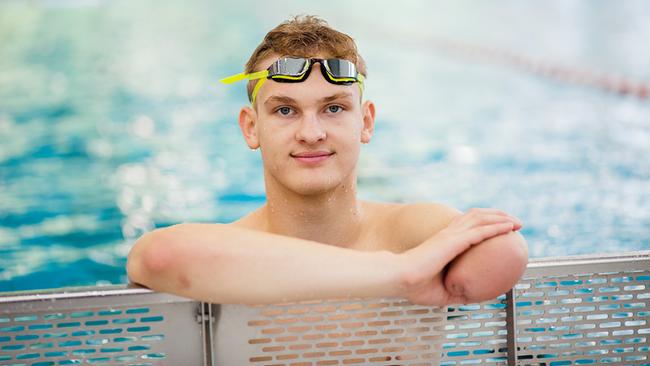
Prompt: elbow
<box><xmin>445</xmin><ymin>231</ymin><xmax>529</xmax><ymax>304</ymax></box>
<box><xmin>126</xmin><ymin>225</ymin><xmax>181</xmax><ymax>288</ymax></box>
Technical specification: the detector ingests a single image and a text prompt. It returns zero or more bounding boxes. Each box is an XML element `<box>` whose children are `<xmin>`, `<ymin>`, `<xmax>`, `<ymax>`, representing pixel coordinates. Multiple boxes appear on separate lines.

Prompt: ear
<box><xmin>360</xmin><ymin>100</ymin><xmax>376</xmax><ymax>144</ymax></box>
<box><xmin>238</xmin><ymin>106</ymin><xmax>260</xmax><ymax>149</ymax></box>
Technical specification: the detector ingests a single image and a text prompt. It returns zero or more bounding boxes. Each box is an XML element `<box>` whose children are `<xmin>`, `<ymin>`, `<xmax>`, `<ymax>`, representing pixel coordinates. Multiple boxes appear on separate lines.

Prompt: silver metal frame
<box><xmin>1</xmin><ymin>251</ymin><xmax>648</xmax><ymax>365</ymax></box>
<box><xmin>1</xmin><ymin>284</ymin><xmax>205</xmax><ymax>365</ymax></box>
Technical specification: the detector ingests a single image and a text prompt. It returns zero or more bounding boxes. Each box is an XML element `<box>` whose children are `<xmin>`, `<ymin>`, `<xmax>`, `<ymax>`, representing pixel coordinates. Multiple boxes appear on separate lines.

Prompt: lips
<box><xmin>291</xmin><ymin>151</ymin><xmax>334</xmax><ymax>164</ymax></box>
<box><xmin>291</xmin><ymin>151</ymin><xmax>333</xmax><ymax>158</ymax></box>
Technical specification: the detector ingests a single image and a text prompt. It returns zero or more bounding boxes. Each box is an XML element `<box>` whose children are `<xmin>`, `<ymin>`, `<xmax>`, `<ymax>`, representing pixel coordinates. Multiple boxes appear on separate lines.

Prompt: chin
<box><xmin>290</xmin><ymin>177</ymin><xmax>341</xmax><ymax>196</ymax></box>
<box><xmin>293</xmin><ymin>184</ymin><xmax>335</xmax><ymax>196</ymax></box>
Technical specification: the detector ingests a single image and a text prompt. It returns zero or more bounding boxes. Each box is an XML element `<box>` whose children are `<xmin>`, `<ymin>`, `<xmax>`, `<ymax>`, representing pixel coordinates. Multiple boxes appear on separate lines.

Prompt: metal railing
<box><xmin>1</xmin><ymin>251</ymin><xmax>648</xmax><ymax>365</ymax></box>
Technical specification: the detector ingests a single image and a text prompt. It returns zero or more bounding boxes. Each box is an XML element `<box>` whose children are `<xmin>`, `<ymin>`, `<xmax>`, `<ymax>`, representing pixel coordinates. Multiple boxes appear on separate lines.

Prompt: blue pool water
<box><xmin>1</xmin><ymin>1</ymin><xmax>649</xmax><ymax>292</ymax></box>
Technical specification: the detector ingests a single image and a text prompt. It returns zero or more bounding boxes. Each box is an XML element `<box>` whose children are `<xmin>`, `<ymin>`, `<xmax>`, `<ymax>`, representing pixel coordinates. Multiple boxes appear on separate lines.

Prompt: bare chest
<box><xmin>231</xmin><ymin>201</ymin><xmax>418</xmax><ymax>254</ymax></box>
<box><xmin>345</xmin><ymin>212</ymin><xmax>414</xmax><ymax>254</ymax></box>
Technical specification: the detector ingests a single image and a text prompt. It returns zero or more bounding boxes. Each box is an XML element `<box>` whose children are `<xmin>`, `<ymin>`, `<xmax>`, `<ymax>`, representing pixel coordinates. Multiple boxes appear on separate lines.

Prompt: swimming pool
<box><xmin>1</xmin><ymin>0</ymin><xmax>649</xmax><ymax>292</ymax></box>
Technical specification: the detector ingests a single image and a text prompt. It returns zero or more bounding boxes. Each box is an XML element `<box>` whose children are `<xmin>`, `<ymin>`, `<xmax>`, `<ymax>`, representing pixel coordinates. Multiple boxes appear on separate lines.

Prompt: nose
<box><xmin>295</xmin><ymin>113</ymin><xmax>326</xmax><ymax>144</ymax></box>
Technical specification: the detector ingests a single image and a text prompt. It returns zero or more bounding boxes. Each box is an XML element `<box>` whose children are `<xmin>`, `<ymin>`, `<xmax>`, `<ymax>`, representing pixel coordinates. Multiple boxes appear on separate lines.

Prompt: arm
<box><xmin>127</xmin><ymin>223</ymin><xmax>409</xmax><ymax>305</ymax></box>
<box><xmin>393</xmin><ymin>206</ymin><xmax>527</xmax><ymax>305</ymax></box>
<box><xmin>444</xmin><ymin>230</ymin><xmax>528</xmax><ymax>303</ymax></box>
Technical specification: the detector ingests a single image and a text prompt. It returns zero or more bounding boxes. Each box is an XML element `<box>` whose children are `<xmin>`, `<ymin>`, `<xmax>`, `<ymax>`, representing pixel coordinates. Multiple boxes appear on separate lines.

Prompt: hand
<box><xmin>398</xmin><ymin>208</ymin><xmax>522</xmax><ymax>306</ymax></box>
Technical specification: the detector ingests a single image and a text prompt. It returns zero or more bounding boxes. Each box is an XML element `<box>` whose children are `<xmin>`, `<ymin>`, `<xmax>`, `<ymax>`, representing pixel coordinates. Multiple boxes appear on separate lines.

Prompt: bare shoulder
<box><xmin>375</xmin><ymin>201</ymin><xmax>462</xmax><ymax>252</ymax></box>
<box><xmin>228</xmin><ymin>206</ymin><xmax>266</xmax><ymax>231</ymax></box>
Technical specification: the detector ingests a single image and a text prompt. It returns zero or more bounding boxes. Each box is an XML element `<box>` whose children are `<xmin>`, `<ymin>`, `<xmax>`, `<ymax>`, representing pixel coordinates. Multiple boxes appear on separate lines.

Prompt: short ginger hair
<box><xmin>244</xmin><ymin>15</ymin><xmax>367</xmax><ymax>101</ymax></box>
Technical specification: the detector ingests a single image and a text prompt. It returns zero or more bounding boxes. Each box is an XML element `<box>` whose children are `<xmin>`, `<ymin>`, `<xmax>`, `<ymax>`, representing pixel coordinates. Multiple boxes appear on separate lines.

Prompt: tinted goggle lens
<box><xmin>273</xmin><ymin>57</ymin><xmax>309</xmax><ymax>76</ymax></box>
<box><xmin>269</xmin><ymin>58</ymin><xmax>359</xmax><ymax>83</ymax></box>
<box><xmin>323</xmin><ymin>59</ymin><xmax>357</xmax><ymax>79</ymax></box>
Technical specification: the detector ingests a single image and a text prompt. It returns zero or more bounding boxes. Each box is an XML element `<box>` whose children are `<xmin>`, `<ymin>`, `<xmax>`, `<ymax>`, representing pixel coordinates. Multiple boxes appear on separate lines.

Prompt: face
<box><xmin>238</xmin><ymin>54</ymin><xmax>376</xmax><ymax>196</ymax></box>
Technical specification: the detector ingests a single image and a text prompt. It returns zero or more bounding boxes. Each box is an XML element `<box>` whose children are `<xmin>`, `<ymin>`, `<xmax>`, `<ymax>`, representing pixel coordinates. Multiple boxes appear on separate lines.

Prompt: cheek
<box><xmin>259</xmin><ymin>129</ymin><xmax>291</xmax><ymax>167</ymax></box>
<box><xmin>333</xmin><ymin>129</ymin><xmax>362</xmax><ymax>162</ymax></box>
<box><xmin>343</xmin><ymin>125</ymin><xmax>362</xmax><ymax>147</ymax></box>
<box><xmin>258</xmin><ymin>124</ymin><xmax>286</xmax><ymax>147</ymax></box>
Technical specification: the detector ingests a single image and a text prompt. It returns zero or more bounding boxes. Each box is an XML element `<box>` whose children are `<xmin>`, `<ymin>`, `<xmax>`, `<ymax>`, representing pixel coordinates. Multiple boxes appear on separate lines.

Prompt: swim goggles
<box><xmin>220</xmin><ymin>57</ymin><xmax>365</xmax><ymax>104</ymax></box>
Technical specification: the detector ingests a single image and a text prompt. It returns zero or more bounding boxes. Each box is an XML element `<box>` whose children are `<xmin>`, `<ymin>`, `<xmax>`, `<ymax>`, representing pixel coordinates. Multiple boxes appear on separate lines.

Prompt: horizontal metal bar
<box><xmin>0</xmin><ymin>284</ymin><xmax>195</xmax><ymax>314</ymax></box>
<box><xmin>524</xmin><ymin>250</ymin><xmax>650</xmax><ymax>278</ymax></box>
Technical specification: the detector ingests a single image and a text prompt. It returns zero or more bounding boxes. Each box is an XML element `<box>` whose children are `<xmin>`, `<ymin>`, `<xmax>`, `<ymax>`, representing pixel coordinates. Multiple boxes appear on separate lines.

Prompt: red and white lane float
<box><xmin>427</xmin><ymin>36</ymin><xmax>650</xmax><ymax>100</ymax></box>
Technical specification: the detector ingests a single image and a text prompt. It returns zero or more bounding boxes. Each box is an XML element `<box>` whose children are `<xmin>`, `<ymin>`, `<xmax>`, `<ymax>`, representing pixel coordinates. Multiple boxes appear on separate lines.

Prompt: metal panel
<box><xmin>213</xmin><ymin>297</ymin><xmax>446</xmax><ymax>365</ymax></box>
<box><xmin>514</xmin><ymin>251</ymin><xmax>650</xmax><ymax>365</ymax></box>
<box><xmin>441</xmin><ymin>298</ymin><xmax>510</xmax><ymax>365</ymax></box>
<box><xmin>213</xmin><ymin>296</ymin><xmax>511</xmax><ymax>365</ymax></box>
<box><xmin>0</xmin><ymin>285</ymin><xmax>204</xmax><ymax>366</ymax></box>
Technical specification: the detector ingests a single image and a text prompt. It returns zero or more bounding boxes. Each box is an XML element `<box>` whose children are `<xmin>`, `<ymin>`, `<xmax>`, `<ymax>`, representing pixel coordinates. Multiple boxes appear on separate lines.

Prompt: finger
<box><xmin>447</xmin><ymin>212</ymin><xmax>522</xmax><ymax>235</ymax></box>
<box><xmin>464</xmin><ymin>222</ymin><xmax>514</xmax><ymax>245</ymax></box>
<box><xmin>465</xmin><ymin>208</ymin><xmax>522</xmax><ymax>227</ymax></box>
<box><xmin>464</xmin><ymin>213</ymin><xmax>521</xmax><ymax>229</ymax></box>
<box><xmin>456</xmin><ymin>209</ymin><xmax>509</xmax><ymax>227</ymax></box>
<box><xmin>508</xmin><ymin>215</ymin><xmax>523</xmax><ymax>230</ymax></box>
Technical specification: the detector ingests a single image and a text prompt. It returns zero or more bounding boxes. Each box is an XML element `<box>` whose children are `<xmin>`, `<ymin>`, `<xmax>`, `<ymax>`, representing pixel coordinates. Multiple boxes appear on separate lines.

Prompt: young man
<box><xmin>126</xmin><ymin>15</ymin><xmax>528</xmax><ymax>306</ymax></box>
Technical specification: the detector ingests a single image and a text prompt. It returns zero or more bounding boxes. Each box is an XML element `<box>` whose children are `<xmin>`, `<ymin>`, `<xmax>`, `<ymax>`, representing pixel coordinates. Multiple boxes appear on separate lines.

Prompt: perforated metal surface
<box><xmin>514</xmin><ymin>256</ymin><xmax>650</xmax><ymax>365</ymax></box>
<box><xmin>0</xmin><ymin>286</ymin><xmax>203</xmax><ymax>366</ymax></box>
<box><xmin>442</xmin><ymin>299</ymin><xmax>510</xmax><ymax>365</ymax></box>
<box><xmin>213</xmin><ymin>297</ymin><xmax>512</xmax><ymax>366</ymax></box>
<box><xmin>213</xmin><ymin>297</ymin><xmax>445</xmax><ymax>365</ymax></box>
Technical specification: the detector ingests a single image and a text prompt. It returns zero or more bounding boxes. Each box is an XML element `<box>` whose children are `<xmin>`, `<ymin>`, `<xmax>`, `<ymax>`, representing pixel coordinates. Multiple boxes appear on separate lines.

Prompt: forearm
<box><xmin>444</xmin><ymin>231</ymin><xmax>528</xmax><ymax>303</ymax></box>
<box><xmin>127</xmin><ymin>223</ymin><xmax>408</xmax><ymax>305</ymax></box>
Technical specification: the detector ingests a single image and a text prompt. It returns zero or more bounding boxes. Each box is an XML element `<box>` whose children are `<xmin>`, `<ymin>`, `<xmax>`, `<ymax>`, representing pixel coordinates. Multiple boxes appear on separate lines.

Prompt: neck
<box><xmin>261</xmin><ymin>174</ymin><xmax>364</xmax><ymax>248</ymax></box>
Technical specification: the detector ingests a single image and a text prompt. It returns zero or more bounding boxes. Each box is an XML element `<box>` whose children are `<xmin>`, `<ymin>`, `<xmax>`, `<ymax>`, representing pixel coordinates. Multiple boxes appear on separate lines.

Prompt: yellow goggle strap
<box><xmin>250</xmin><ymin>78</ymin><xmax>267</xmax><ymax>105</ymax></box>
<box><xmin>220</xmin><ymin>70</ymin><xmax>270</xmax><ymax>105</ymax></box>
<box><xmin>358</xmin><ymin>74</ymin><xmax>365</xmax><ymax>93</ymax></box>
<box><xmin>219</xmin><ymin>70</ymin><xmax>269</xmax><ymax>84</ymax></box>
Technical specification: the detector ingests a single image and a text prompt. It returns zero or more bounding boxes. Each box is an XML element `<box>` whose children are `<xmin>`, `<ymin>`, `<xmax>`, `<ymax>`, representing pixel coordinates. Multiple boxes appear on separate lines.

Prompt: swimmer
<box><xmin>126</xmin><ymin>15</ymin><xmax>528</xmax><ymax>306</ymax></box>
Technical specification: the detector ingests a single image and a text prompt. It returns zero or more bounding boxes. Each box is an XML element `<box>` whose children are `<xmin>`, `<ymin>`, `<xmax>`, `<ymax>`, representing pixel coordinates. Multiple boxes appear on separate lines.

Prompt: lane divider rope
<box><xmin>425</xmin><ymin>37</ymin><xmax>649</xmax><ymax>100</ymax></box>
<box><xmin>365</xmin><ymin>25</ymin><xmax>650</xmax><ymax>101</ymax></box>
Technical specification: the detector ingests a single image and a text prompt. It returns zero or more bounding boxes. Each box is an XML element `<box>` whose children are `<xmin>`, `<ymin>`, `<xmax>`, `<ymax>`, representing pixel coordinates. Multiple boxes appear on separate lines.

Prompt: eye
<box><xmin>326</xmin><ymin>105</ymin><xmax>343</xmax><ymax>113</ymax></box>
<box><xmin>276</xmin><ymin>106</ymin><xmax>294</xmax><ymax>116</ymax></box>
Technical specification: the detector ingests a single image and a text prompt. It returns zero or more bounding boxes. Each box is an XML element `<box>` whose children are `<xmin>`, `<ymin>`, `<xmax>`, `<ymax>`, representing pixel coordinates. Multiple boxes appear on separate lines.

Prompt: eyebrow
<box><xmin>320</xmin><ymin>92</ymin><xmax>354</xmax><ymax>104</ymax></box>
<box><xmin>264</xmin><ymin>95</ymin><xmax>296</xmax><ymax>107</ymax></box>
<box><xmin>264</xmin><ymin>92</ymin><xmax>354</xmax><ymax>107</ymax></box>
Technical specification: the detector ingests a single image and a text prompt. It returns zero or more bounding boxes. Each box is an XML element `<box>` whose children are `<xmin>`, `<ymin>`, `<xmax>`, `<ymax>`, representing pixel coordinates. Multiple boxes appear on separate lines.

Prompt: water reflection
<box><xmin>0</xmin><ymin>1</ymin><xmax>649</xmax><ymax>291</ymax></box>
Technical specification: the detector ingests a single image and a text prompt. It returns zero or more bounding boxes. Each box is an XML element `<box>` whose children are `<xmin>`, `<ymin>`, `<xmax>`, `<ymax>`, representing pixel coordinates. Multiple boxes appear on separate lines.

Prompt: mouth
<box><xmin>291</xmin><ymin>151</ymin><xmax>335</xmax><ymax>164</ymax></box>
